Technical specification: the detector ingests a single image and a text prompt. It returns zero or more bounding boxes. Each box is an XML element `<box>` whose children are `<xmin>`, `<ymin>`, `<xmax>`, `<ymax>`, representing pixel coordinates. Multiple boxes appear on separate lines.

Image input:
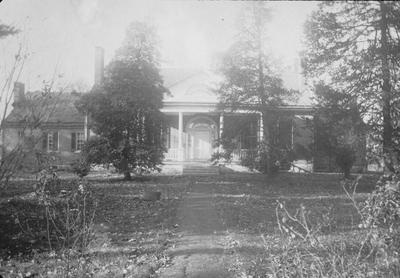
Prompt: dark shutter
<box><xmin>53</xmin><ymin>132</ymin><xmax>58</xmax><ymax>151</ymax></box>
<box><xmin>42</xmin><ymin>132</ymin><xmax>48</xmax><ymax>151</ymax></box>
<box><xmin>71</xmin><ymin>132</ymin><xmax>76</xmax><ymax>152</ymax></box>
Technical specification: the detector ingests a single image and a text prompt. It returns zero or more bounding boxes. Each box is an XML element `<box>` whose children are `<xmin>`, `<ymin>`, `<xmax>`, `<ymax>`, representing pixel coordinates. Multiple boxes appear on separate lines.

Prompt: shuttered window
<box><xmin>71</xmin><ymin>132</ymin><xmax>76</xmax><ymax>152</ymax></box>
<box><xmin>42</xmin><ymin>132</ymin><xmax>48</xmax><ymax>150</ymax></box>
<box><xmin>71</xmin><ymin>132</ymin><xmax>84</xmax><ymax>152</ymax></box>
<box><xmin>43</xmin><ymin>131</ymin><xmax>59</xmax><ymax>152</ymax></box>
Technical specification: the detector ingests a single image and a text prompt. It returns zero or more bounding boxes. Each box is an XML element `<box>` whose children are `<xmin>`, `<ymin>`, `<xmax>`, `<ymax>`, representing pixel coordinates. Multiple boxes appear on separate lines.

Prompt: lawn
<box><xmin>205</xmin><ymin>172</ymin><xmax>387</xmax><ymax>277</ymax></box>
<box><xmin>0</xmin><ymin>171</ymin><xmax>389</xmax><ymax>277</ymax></box>
<box><xmin>211</xmin><ymin>172</ymin><xmax>378</xmax><ymax>234</ymax></box>
<box><xmin>0</xmin><ymin>175</ymin><xmax>188</xmax><ymax>277</ymax></box>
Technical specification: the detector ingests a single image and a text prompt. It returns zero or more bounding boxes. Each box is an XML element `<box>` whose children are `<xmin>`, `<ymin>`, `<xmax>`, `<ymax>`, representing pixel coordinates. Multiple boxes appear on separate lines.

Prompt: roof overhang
<box><xmin>161</xmin><ymin>101</ymin><xmax>314</xmax><ymax>115</ymax></box>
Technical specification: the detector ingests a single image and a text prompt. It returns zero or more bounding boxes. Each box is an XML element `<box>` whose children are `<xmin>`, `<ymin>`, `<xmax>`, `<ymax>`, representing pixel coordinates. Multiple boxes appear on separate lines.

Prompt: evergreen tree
<box><xmin>313</xmin><ymin>83</ymin><xmax>365</xmax><ymax>178</ymax></box>
<box><xmin>302</xmin><ymin>1</ymin><xmax>400</xmax><ymax>172</ymax></box>
<box><xmin>217</xmin><ymin>2</ymin><xmax>297</xmax><ymax>174</ymax></box>
<box><xmin>76</xmin><ymin>22</ymin><xmax>166</xmax><ymax>180</ymax></box>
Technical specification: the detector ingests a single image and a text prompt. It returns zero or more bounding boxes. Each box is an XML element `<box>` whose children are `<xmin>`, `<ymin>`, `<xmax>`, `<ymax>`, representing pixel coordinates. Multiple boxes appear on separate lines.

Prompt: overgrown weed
<box><xmin>248</xmin><ymin>175</ymin><xmax>400</xmax><ymax>277</ymax></box>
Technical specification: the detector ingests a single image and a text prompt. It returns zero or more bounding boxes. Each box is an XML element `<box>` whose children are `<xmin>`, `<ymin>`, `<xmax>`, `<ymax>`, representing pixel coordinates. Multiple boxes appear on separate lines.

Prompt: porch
<box><xmin>162</xmin><ymin>108</ymin><xmax>264</xmax><ymax>162</ymax></box>
<box><xmin>165</xmin><ymin>147</ymin><xmax>253</xmax><ymax>162</ymax></box>
<box><xmin>161</xmin><ymin>100</ymin><xmax>314</xmax><ymax>163</ymax></box>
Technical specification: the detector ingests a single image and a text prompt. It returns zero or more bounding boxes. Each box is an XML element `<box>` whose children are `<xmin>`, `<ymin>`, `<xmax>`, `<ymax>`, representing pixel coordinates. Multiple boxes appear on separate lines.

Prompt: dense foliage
<box><xmin>302</xmin><ymin>1</ymin><xmax>400</xmax><ymax>170</ymax></box>
<box><xmin>217</xmin><ymin>2</ymin><xmax>297</xmax><ymax>174</ymax></box>
<box><xmin>76</xmin><ymin>22</ymin><xmax>166</xmax><ymax>180</ymax></box>
<box><xmin>313</xmin><ymin>83</ymin><xmax>365</xmax><ymax>177</ymax></box>
<box><xmin>303</xmin><ymin>3</ymin><xmax>400</xmax><ymax>275</ymax></box>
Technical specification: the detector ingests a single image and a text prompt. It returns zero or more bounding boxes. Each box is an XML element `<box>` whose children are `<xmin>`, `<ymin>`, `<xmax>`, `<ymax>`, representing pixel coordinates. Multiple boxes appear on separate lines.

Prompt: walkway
<box><xmin>159</xmin><ymin>179</ymin><xmax>236</xmax><ymax>278</ymax></box>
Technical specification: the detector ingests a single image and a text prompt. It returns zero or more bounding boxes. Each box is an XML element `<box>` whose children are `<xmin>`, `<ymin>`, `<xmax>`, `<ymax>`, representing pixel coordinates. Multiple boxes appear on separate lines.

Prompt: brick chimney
<box><xmin>94</xmin><ymin>46</ymin><xmax>104</xmax><ymax>85</ymax></box>
<box><xmin>13</xmin><ymin>82</ymin><xmax>25</xmax><ymax>104</ymax></box>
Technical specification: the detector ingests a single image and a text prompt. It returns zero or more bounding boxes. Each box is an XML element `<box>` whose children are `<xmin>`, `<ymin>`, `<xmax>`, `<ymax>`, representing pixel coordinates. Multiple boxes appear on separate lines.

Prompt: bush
<box><xmin>10</xmin><ymin>169</ymin><xmax>97</xmax><ymax>252</ymax></box>
<box><xmin>239</xmin><ymin>142</ymin><xmax>290</xmax><ymax>175</ymax></box>
<box><xmin>211</xmin><ymin>151</ymin><xmax>232</xmax><ymax>165</ymax></box>
<box><xmin>249</xmin><ymin>196</ymin><xmax>400</xmax><ymax>277</ymax></box>
<box><xmin>71</xmin><ymin>158</ymin><xmax>90</xmax><ymax>178</ymax></box>
<box><xmin>82</xmin><ymin>136</ymin><xmax>110</xmax><ymax>165</ymax></box>
<box><xmin>362</xmin><ymin>173</ymin><xmax>400</xmax><ymax>260</ymax></box>
<box><xmin>335</xmin><ymin>145</ymin><xmax>357</xmax><ymax>178</ymax></box>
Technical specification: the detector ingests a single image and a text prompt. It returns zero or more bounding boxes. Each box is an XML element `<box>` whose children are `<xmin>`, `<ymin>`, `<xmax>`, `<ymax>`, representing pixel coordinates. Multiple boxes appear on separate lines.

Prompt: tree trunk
<box><xmin>380</xmin><ymin>2</ymin><xmax>394</xmax><ymax>173</ymax></box>
<box><xmin>120</xmin><ymin>155</ymin><xmax>131</xmax><ymax>180</ymax></box>
<box><xmin>123</xmin><ymin>171</ymin><xmax>131</xmax><ymax>180</ymax></box>
<box><xmin>257</xmin><ymin>18</ymin><xmax>273</xmax><ymax>175</ymax></box>
<box><xmin>262</xmin><ymin>112</ymin><xmax>272</xmax><ymax>174</ymax></box>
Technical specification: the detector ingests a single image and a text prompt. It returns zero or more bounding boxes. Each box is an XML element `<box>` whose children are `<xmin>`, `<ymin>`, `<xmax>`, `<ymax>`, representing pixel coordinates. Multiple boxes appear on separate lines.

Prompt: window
<box><xmin>18</xmin><ymin>130</ymin><xmax>24</xmax><ymax>144</ymax></box>
<box><xmin>76</xmin><ymin>132</ymin><xmax>84</xmax><ymax>151</ymax></box>
<box><xmin>71</xmin><ymin>132</ymin><xmax>85</xmax><ymax>152</ymax></box>
<box><xmin>42</xmin><ymin>131</ymin><xmax>59</xmax><ymax>152</ymax></box>
<box><xmin>48</xmin><ymin>133</ymin><xmax>54</xmax><ymax>150</ymax></box>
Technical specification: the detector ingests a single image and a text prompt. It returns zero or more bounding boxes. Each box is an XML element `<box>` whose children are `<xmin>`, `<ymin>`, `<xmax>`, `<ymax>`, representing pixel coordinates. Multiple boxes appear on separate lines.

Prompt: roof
<box><xmin>5</xmin><ymin>68</ymin><xmax>313</xmax><ymax>127</ymax></box>
<box><xmin>160</xmin><ymin>68</ymin><xmax>313</xmax><ymax>106</ymax></box>
<box><xmin>4</xmin><ymin>92</ymin><xmax>85</xmax><ymax>128</ymax></box>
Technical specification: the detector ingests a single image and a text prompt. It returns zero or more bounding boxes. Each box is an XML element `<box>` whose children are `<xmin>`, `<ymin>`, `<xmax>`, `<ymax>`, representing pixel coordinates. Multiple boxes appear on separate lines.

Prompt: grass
<box><xmin>0</xmin><ymin>175</ymin><xmax>188</xmax><ymax>277</ymax></box>
<box><xmin>203</xmin><ymin>172</ymin><xmax>399</xmax><ymax>277</ymax></box>
<box><xmin>211</xmin><ymin>172</ymin><xmax>378</xmax><ymax>234</ymax></box>
<box><xmin>1</xmin><ymin>171</ymin><xmax>394</xmax><ymax>277</ymax></box>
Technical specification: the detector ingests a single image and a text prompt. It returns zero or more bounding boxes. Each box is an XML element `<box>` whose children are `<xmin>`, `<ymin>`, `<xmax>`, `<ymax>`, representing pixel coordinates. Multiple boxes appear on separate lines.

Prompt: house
<box><xmin>161</xmin><ymin>69</ymin><xmax>313</xmax><ymax>162</ymax></box>
<box><xmin>1</xmin><ymin>87</ymin><xmax>87</xmax><ymax>171</ymax></box>
<box><xmin>1</xmin><ymin>47</ymin><xmax>340</xmax><ymax>172</ymax></box>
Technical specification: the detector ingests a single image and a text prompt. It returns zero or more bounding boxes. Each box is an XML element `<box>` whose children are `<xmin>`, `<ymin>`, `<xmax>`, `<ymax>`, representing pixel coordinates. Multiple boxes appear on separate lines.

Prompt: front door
<box><xmin>192</xmin><ymin>130</ymin><xmax>211</xmax><ymax>160</ymax></box>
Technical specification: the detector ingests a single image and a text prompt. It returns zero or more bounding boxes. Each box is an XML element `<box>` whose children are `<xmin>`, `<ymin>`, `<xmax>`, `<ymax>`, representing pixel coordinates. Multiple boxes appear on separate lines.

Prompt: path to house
<box><xmin>159</xmin><ymin>178</ymin><xmax>238</xmax><ymax>278</ymax></box>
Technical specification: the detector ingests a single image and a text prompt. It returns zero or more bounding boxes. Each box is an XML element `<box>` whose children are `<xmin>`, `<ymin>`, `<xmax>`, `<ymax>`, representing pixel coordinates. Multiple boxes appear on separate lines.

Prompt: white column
<box><xmin>219</xmin><ymin>113</ymin><xmax>224</xmax><ymax>152</ymax></box>
<box><xmin>259</xmin><ymin>112</ymin><xmax>264</xmax><ymax>142</ymax></box>
<box><xmin>84</xmin><ymin>113</ymin><xmax>89</xmax><ymax>141</ymax></box>
<box><xmin>190</xmin><ymin>135</ymin><xmax>195</xmax><ymax>159</ymax></box>
<box><xmin>178</xmin><ymin>111</ymin><xmax>184</xmax><ymax>161</ymax></box>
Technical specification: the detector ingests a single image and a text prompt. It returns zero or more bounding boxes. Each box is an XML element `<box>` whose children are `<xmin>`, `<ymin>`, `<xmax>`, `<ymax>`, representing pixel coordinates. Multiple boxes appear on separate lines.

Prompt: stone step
<box><xmin>182</xmin><ymin>165</ymin><xmax>219</xmax><ymax>176</ymax></box>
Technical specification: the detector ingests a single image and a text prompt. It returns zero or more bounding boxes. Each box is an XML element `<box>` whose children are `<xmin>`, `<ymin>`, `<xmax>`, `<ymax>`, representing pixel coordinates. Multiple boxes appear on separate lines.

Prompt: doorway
<box><xmin>186</xmin><ymin>116</ymin><xmax>217</xmax><ymax>161</ymax></box>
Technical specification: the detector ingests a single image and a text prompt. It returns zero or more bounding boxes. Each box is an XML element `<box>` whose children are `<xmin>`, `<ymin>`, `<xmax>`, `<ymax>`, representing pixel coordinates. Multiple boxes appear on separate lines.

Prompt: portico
<box><xmin>162</xmin><ymin>102</ymin><xmax>227</xmax><ymax>161</ymax></box>
<box><xmin>159</xmin><ymin>68</ymin><xmax>313</xmax><ymax>163</ymax></box>
<box><xmin>161</xmin><ymin>101</ymin><xmax>266</xmax><ymax>162</ymax></box>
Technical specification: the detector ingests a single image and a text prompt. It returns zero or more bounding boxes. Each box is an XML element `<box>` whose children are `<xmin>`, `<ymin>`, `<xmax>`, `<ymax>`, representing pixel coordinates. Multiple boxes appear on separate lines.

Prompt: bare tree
<box><xmin>0</xmin><ymin>27</ymin><xmax>64</xmax><ymax>188</ymax></box>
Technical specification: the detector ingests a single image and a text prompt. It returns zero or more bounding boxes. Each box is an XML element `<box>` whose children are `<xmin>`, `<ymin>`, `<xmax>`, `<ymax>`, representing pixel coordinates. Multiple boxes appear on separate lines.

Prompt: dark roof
<box><xmin>4</xmin><ymin>92</ymin><xmax>85</xmax><ymax>128</ymax></box>
<box><xmin>5</xmin><ymin>68</ymin><xmax>313</xmax><ymax>128</ymax></box>
<box><xmin>4</xmin><ymin>69</ymin><xmax>199</xmax><ymax>127</ymax></box>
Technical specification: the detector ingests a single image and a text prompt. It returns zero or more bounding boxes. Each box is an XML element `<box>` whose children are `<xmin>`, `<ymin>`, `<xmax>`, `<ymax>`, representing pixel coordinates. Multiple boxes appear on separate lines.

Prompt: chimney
<box><xmin>94</xmin><ymin>46</ymin><xmax>104</xmax><ymax>85</ymax></box>
<box><xmin>13</xmin><ymin>82</ymin><xmax>25</xmax><ymax>104</ymax></box>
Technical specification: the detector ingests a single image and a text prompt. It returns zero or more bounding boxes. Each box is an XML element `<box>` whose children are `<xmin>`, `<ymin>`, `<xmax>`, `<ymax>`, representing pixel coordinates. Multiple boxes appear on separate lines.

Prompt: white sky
<box><xmin>0</xmin><ymin>0</ymin><xmax>317</xmax><ymax>92</ymax></box>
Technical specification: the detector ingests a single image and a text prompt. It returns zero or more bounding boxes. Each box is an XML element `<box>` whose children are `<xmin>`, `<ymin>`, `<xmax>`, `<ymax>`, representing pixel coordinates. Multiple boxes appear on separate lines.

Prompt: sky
<box><xmin>0</xmin><ymin>0</ymin><xmax>317</xmax><ymax>92</ymax></box>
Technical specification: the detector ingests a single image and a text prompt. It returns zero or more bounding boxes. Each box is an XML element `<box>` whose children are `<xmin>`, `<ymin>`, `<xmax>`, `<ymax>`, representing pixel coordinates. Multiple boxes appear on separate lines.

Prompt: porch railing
<box><xmin>232</xmin><ymin>149</ymin><xmax>253</xmax><ymax>161</ymax></box>
<box><xmin>165</xmin><ymin>148</ymin><xmax>178</xmax><ymax>161</ymax></box>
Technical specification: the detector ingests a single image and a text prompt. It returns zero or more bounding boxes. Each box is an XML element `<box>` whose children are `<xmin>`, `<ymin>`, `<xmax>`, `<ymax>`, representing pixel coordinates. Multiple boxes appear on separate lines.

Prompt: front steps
<box><xmin>182</xmin><ymin>163</ymin><xmax>219</xmax><ymax>176</ymax></box>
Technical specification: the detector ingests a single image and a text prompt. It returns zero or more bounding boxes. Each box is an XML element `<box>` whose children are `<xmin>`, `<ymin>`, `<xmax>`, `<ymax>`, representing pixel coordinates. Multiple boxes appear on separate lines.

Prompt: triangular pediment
<box><xmin>161</xmin><ymin>68</ymin><xmax>219</xmax><ymax>103</ymax></box>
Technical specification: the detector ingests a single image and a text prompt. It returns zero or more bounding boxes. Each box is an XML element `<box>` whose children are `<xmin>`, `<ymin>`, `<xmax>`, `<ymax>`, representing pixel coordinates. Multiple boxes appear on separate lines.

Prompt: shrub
<box><xmin>11</xmin><ymin>169</ymin><xmax>97</xmax><ymax>252</ymax></box>
<box><xmin>362</xmin><ymin>173</ymin><xmax>400</xmax><ymax>260</ymax></box>
<box><xmin>252</xmin><ymin>175</ymin><xmax>400</xmax><ymax>278</ymax></box>
<box><xmin>211</xmin><ymin>151</ymin><xmax>232</xmax><ymax>165</ymax></box>
<box><xmin>255</xmin><ymin>196</ymin><xmax>400</xmax><ymax>278</ymax></box>
<box><xmin>239</xmin><ymin>142</ymin><xmax>290</xmax><ymax>175</ymax></box>
<box><xmin>82</xmin><ymin>136</ymin><xmax>110</xmax><ymax>165</ymax></box>
<box><xmin>71</xmin><ymin>158</ymin><xmax>90</xmax><ymax>178</ymax></box>
<box><xmin>335</xmin><ymin>145</ymin><xmax>357</xmax><ymax>179</ymax></box>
